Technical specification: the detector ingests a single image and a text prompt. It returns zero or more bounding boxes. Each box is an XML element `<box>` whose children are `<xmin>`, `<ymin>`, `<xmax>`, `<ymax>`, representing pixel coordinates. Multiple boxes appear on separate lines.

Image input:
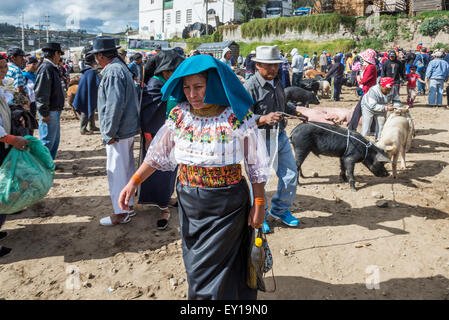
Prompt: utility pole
<box><xmin>21</xmin><ymin>12</ymin><xmax>25</xmax><ymax>51</ymax></box>
<box><xmin>45</xmin><ymin>13</ymin><xmax>50</xmax><ymax>42</ymax></box>
<box><xmin>36</xmin><ymin>16</ymin><xmax>43</xmax><ymax>49</ymax></box>
<box><xmin>222</xmin><ymin>0</ymin><xmax>224</xmax><ymax>24</ymax></box>
<box><xmin>205</xmin><ymin>0</ymin><xmax>209</xmax><ymax>36</ymax></box>
<box><xmin>162</xmin><ymin>0</ymin><xmax>165</xmax><ymax>38</ymax></box>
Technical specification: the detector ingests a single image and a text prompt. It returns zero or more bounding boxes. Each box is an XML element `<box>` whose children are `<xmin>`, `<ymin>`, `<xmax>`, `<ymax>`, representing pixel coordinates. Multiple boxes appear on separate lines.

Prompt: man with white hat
<box><xmin>320</xmin><ymin>51</ymin><xmax>328</xmax><ymax>73</ymax></box>
<box><xmin>290</xmin><ymin>48</ymin><xmax>304</xmax><ymax>87</ymax></box>
<box><xmin>244</xmin><ymin>45</ymin><xmax>301</xmax><ymax>233</ymax></box>
<box><xmin>426</xmin><ymin>50</ymin><xmax>449</xmax><ymax>108</ymax></box>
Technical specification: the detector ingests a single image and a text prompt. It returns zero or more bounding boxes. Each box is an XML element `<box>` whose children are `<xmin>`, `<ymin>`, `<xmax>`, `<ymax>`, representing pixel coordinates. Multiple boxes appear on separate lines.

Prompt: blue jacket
<box><xmin>425</xmin><ymin>58</ymin><xmax>449</xmax><ymax>82</ymax></box>
<box><xmin>73</xmin><ymin>66</ymin><xmax>99</xmax><ymax>117</ymax></box>
<box><xmin>128</xmin><ymin>61</ymin><xmax>142</xmax><ymax>83</ymax></box>
<box><xmin>98</xmin><ymin>58</ymin><xmax>140</xmax><ymax>145</ymax></box>
<box><xmin>413</xmin><ymin>53</ymin><xmax>430</xmax><ymax>72</ymax></box>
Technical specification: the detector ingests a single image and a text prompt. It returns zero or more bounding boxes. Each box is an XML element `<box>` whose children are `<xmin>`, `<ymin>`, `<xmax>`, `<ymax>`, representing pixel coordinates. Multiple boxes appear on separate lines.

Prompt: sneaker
<box><xmin>261</xmin><ymin>221</ymin><xmax>272</xmax><ymax>234</ymax></box>
<box><xmin>89</xmin><ymin>126</ymin><xmax>100</xmax><ymax>132</ymax></box>
<box><xmin>268</xmin><ymin>210</ymin><xmax>299</xmax><ymax>227</ymax></box>
<box><xmin>80</xmin><ymin>130</ymin><xmax>92</xmax><ymax>135</ymax></box>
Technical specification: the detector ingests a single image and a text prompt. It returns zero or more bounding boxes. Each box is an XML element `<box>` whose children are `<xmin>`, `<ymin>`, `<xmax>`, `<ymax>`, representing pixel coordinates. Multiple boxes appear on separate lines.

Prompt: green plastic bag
<box><xmin>0</xmin><ymin>135</ymin><xmax>55</xmax><ymax>214</ymax></box>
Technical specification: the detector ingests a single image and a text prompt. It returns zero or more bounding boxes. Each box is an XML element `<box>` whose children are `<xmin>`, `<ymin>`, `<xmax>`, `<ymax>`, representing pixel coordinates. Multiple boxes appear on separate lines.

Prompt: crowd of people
<box><xmin>1</xmin><ymin>36</ymin><xmax>449</xmax><ymax>300</ymax></box>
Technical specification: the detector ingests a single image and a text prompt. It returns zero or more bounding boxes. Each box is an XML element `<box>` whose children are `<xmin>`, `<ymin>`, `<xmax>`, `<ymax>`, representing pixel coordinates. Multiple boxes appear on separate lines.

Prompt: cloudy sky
<box><xmin>0</xmin><ymin>1</ymin><xmax>139</xmax><ymax>34</ymax></box>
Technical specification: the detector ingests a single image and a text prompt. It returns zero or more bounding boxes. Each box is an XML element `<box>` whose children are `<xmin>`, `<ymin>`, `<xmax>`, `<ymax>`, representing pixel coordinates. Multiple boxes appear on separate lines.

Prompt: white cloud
<box><xmin>1</xmin><ymin>1</ymin><xmax>139</xmax><ymax>33</ymax></box>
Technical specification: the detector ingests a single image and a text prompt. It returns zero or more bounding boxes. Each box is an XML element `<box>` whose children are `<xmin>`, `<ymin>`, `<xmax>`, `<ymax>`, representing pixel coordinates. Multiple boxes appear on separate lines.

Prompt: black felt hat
<box><xmin>42</xmin><ymin>42</ymin><xmax>64</xmax><ymax>54</ymax></box>
<box><xmin>88</xmin><ymin>36</ymin><xmax>121</xmax><ymax>54</ymax></box>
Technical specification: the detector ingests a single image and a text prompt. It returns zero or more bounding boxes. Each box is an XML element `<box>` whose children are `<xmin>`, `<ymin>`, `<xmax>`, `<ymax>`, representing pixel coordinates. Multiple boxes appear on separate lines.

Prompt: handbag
<box><xmin>247</xmin><ymin>228</ymin><xmax>276</xmax><ymax>292</ymax></box>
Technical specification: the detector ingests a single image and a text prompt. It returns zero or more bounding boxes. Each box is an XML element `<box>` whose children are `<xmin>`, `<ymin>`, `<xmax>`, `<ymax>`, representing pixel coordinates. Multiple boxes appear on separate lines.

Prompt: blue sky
<box><xmin>0</xmin><ymin>1</ymin><xmax>139</xmax><ymax>34</ymax></box>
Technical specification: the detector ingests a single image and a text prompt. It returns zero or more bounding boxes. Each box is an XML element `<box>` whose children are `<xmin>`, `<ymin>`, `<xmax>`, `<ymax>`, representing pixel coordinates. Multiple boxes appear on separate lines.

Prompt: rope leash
<box><xmin>278</xmin><ymin>112</ymin><xmax>374</xmax><ymax>161</ymax></box>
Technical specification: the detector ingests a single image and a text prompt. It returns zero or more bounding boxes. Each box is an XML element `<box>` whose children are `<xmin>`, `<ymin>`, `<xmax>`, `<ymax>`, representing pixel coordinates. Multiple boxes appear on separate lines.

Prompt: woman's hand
<box><xmin>118</xmin><ymin>182</ymin><xmax>138</xmax><ymax>211</ymax></box>
<box><xmin>12</xmin><ymin>136</ymin><xmax>29</xmax><ymax>151</ymax></box>
<box><xmin>248</xmin><ymin>204</ymin><xmax>265</xmax><ymax>229</ymax></box>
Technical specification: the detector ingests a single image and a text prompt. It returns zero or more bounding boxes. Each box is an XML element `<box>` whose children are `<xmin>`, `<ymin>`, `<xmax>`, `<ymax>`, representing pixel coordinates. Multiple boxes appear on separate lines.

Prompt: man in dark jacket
<box><xmin>243</xmin><ymin>51</ymin><xmax>256</xmax><ymax>80</ymax></box>
<box><xmin>405</xmin><ymin>49</ymin><xmax>416</xmax><ymax>74</ymax></box>
<box><xmin>325</xmin><ymin>55</ymin><xmax>345</xmax><ymax>101</ymax></box>
<box><xmin>381</xmin><ymin>50</ymin><xmax>406</xmax><ymax>96</ymax></box>
<box><xmin>34</xmin><ymin>42</ymin><xmax>65</xmax><ymax>161</ymax></box>
<box><xmin>73</xmin><ymin>46</ymin><xmax>100</xmax><ymax>135</ymax></box>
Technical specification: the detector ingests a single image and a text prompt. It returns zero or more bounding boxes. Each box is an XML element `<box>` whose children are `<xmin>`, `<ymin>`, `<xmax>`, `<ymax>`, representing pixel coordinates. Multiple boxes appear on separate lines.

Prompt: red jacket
<box><xmin>359</xmin><ymin>64</ymin><xmax>377</xmax><ymax>94</ymax></box>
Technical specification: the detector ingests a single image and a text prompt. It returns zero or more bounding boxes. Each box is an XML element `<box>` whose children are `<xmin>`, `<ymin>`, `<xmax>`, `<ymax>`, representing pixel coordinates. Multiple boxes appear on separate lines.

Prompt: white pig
<box><xmin>319</xmin><ymin>80</ymin><xmax>331</xmax><ymax>97</ymax></box>
<box><xmin>376</xmin><ymin>108</ymin><xmax>414</xmax><ymax>178</ymax></box>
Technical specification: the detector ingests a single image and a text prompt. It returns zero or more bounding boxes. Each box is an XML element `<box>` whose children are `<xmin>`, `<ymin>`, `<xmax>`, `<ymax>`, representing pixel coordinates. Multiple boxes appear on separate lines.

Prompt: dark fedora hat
<box><xmin>42</xmin><ymin>42</ymin><xmax>64</xmax><ymax>54</ymax></box>
<box><xmin>88</xmin><ymin>36</ymin><xmax>121</xmax><ymax>54</ymax></box>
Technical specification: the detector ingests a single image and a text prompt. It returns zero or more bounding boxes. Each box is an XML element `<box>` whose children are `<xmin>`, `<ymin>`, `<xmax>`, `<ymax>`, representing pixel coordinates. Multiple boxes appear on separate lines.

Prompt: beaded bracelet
<box><xmin>254</xmin><ymin>197</ymin><xmax>265</xmax><ymax>206</ymax></box>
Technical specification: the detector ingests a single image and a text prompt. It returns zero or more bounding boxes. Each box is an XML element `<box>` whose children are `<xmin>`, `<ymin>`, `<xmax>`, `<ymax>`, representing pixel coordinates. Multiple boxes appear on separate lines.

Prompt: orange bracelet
<box><xmin>131</xmin><ymin>173</ymin><xmax>143</xmax><ymax>185</ymax></box>
<box><xmin>254</xmin><ymin>197</ymin><xmax>265</xmax><ymax>206</ymax></box>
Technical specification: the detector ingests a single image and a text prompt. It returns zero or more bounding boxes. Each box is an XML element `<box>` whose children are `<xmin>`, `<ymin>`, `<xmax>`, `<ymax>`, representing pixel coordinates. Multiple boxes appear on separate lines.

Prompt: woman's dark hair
<box><xmin>197</xmin><ymin>70</ymin><xmax>209</xmax><ymax>80</ymax></box>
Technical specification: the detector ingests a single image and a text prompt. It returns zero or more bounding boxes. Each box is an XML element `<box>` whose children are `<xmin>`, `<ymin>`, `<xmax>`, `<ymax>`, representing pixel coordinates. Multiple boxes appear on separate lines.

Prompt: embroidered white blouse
<box><xmin>144</xmin><ymin>102</ymin><xmax>271</xmax><ymax>184</ymax></box>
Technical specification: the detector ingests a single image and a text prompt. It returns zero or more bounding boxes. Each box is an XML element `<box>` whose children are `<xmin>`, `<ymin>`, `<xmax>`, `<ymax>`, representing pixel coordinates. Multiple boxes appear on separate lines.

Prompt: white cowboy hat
<box><xmin>251</xmin><ymin>45</ymin><xmax>283</xmax><ymax>64</ymax></box>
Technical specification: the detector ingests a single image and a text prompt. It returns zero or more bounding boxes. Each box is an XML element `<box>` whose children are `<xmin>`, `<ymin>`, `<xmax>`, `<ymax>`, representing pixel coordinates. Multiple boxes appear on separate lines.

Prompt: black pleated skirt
<box><xmin>176</xmin><ymin>179</ymin><xmax>257</xmax><ymax>300</ymax></box>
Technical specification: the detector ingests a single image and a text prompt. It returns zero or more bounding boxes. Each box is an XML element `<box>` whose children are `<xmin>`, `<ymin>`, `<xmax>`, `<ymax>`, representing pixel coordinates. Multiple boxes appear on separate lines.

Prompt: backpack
<box><xmin>416</xmin><ymin>55</ymin><xmax>424</xmax><ymax>69</ymax></box>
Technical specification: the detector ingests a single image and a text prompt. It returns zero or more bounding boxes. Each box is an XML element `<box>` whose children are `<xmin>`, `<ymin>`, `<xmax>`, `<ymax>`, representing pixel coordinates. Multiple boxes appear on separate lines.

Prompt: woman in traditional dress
<box><xmin>118</xmin><ymin>55</ymin><xmax>270</xmax><ymax>299</ymax></box>
<box><xmin>348</xmin><ymin>49</ymin><xmax>379</xmax><ymax>131</ymax></box>
<box><xmin>0</xmin><ymin>55</ymin><xmax>30</xmax><ymax>258</ymax></box>
<box><xmin>138</xmin><ymin>50</ymin><xmax>183</xmax><ymax>230</ymax></box>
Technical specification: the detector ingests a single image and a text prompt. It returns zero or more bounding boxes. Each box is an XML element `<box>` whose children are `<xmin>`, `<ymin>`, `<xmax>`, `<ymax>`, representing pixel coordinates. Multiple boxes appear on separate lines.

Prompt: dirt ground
<box><xmin>0</xmin><ymin>85</ymin><xmax>448</xmax><ymax>300</ymax></box>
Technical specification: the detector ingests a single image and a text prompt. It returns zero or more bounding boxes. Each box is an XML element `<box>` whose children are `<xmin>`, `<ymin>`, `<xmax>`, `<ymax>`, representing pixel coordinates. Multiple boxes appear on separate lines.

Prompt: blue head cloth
<box><xmin>161</xmin><ymin>55</ymin><xmax>254</xmax><ymax>121</ymax></box>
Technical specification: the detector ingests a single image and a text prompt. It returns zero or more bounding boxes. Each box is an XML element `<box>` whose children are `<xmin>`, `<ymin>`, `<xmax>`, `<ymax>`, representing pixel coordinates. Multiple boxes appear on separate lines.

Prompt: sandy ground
<box><xmin>0</xmin><ymin>85</ymin><xmax>449</xmax><ymax>300</ymax></box>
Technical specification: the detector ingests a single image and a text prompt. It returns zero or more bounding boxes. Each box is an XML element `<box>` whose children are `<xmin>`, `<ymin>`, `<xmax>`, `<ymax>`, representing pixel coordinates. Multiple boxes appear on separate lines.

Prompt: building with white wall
<box><xmin>139</xmin><ymin>0</ymin><xmax>240</xmax><ymax>40</ymax></box>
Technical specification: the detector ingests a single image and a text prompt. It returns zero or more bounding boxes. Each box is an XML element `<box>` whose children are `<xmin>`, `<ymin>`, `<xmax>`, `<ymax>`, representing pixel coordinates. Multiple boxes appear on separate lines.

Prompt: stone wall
<box><xmin>221</xmin><ymin>24</ymin><xmax>356</xmax><ymax>43</ymax></box>
<box><xmin>221</xmin><ymin>18</ymin><xmax>449</xmax><ymax>49</ymax></box>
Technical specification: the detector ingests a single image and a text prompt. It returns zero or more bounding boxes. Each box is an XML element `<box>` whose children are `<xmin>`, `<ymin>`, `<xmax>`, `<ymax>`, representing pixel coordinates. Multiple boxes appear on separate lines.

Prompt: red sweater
<box><xmin>359</xmin><ymin>64</ymin><xmax>378</xmax><ymax>94</ymax></box>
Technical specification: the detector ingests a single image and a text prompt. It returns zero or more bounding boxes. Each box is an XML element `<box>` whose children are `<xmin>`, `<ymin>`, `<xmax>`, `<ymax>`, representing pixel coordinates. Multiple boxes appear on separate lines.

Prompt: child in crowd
<box><xmin>406</xmin><ymin>65</ymin><xmax>426</xmax><ymax>107</ymax></box>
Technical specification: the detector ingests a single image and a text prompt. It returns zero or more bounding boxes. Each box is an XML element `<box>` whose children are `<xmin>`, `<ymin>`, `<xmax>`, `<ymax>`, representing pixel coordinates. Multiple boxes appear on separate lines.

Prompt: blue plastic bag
<box><xmin>0</xmin><ymin>135</ymin><xmax>55</xmax><ymax>214</ymax></box>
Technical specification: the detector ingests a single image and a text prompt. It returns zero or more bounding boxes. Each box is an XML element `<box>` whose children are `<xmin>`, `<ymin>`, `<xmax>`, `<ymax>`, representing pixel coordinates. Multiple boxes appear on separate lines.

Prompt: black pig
<box><xmin>284</xmin><ymin>86</ymin><xmax>320</xmax><ymax>108</ymax></box>
<box><xmin>290</xmin><ymin>122</ymin><xmax>390</xmax><ymax>191</ymax></box>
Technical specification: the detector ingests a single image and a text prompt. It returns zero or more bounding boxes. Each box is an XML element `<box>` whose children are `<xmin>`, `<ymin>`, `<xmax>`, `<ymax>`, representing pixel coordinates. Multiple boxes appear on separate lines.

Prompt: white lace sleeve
<box><xmin>143</xmin><ymin>124</ymin><xmax>177</xmax><ymax>171</ymax></box>
<box><xmin>241</xmin><ymin>118</ymin><xmax>271</xmax><ymax>184</ymax></box>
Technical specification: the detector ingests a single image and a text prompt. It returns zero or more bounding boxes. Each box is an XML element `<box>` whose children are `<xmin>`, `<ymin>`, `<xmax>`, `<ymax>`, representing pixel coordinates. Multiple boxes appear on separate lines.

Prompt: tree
<box><xmin>235</xmin><ymin>0</ymin><xmax>267</xmax><ymax>22</ymax></box>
